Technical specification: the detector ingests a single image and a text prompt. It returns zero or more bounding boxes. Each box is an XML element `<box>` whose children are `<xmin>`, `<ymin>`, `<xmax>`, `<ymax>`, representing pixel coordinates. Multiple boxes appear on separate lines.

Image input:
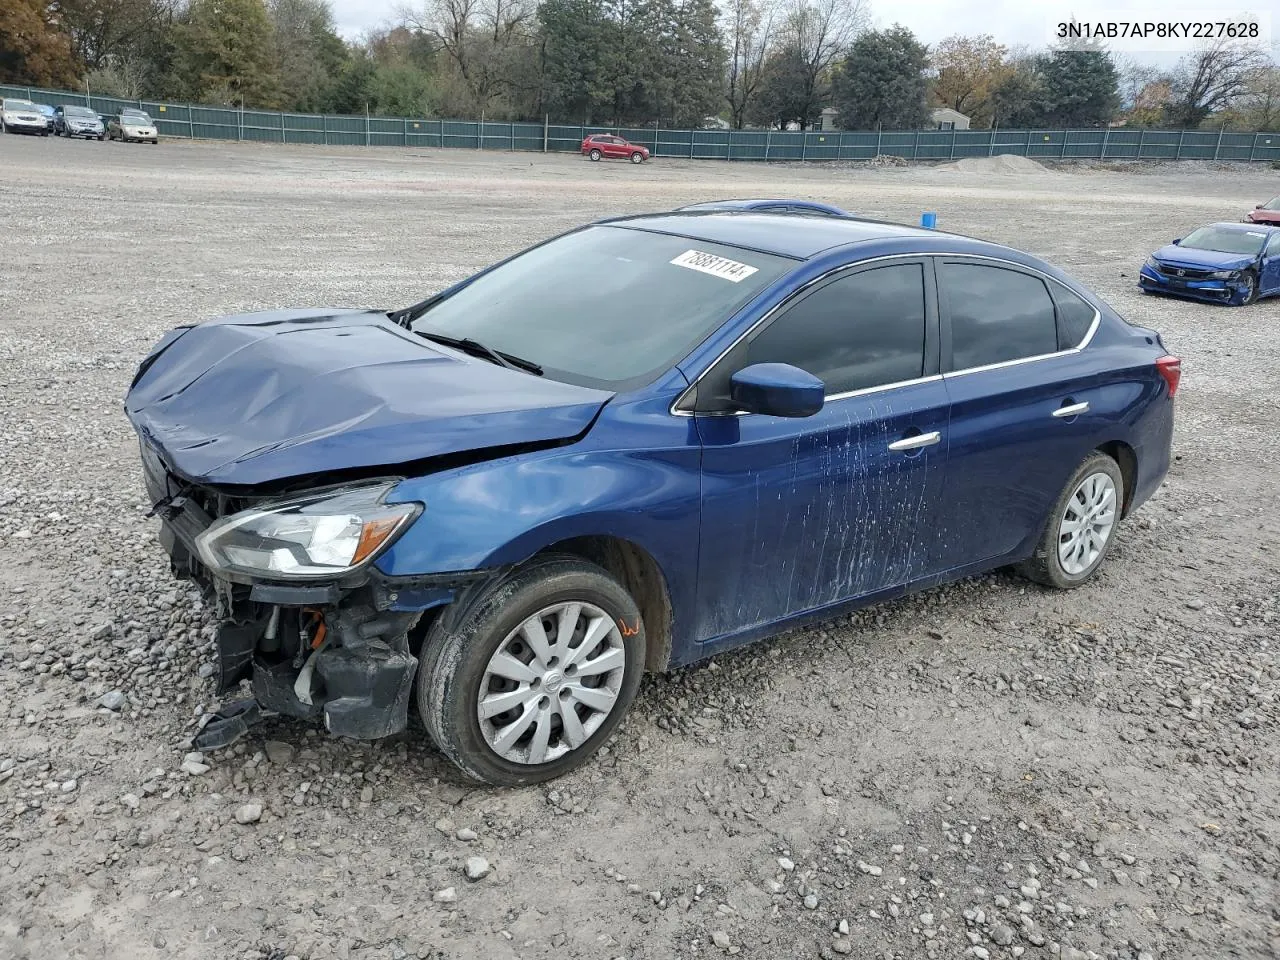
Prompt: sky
<box><xmin>328</xmin><ymin>0</ymin><xmax>1277</xmax><ymax>68</ymax></box>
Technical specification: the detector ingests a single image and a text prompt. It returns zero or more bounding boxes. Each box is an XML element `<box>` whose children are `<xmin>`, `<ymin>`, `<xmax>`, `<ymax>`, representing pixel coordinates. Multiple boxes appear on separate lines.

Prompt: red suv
<box><xmin>581</xmin><ymin>134</ymin><xmax>650</xmax><ymax>164</ymax></box>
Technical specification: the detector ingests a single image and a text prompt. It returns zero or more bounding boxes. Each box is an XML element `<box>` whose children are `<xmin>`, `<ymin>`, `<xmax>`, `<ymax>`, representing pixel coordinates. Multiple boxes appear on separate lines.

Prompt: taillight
<box><xmin>1156</xmin><ymin>355</ymin><xmax>1181</xmax><ymax>397</ymax></box>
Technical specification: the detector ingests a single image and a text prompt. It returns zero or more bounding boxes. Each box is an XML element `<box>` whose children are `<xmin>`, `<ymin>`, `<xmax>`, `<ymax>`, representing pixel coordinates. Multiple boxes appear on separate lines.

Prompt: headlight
<box><xmin>1207</xmin><ymin>270</ymin><xmax>1239</xmax><ymax>280</ymax></box>
<box><xmin>1145</xmin><ymin>257</ymin><xmax>1162</xmax><ymax>272</ymax></box>
<box><xmin>195</xmin><ymin>482</ymin><xmax>419</xmax><ymax>581</ymax></box>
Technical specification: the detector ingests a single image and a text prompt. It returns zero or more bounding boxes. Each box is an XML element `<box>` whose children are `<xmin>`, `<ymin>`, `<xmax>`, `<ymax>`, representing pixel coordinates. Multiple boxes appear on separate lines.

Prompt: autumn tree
<box><xmin>930</xmin><ymin>34</ymin><xmax>1008</xmax><ymax>127</ymax></box>
<box><xmin>832</xmin><ymin>25</ymin><xmax>928</xmax><ymax>130</ymax></box>
<box><xmin>0</xmin><ymin>0</ymin><xmax>79</xmax><ymax>86</ymax></box>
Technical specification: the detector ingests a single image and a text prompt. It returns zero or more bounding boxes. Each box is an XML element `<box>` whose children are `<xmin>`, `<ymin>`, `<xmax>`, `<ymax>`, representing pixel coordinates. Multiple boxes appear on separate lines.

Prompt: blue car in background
<box><xmin>676</xmin><ymin>198</ymin><xmax>851</xmax><ymax>217</ymax></box>
<box><xmin>126</xmin><ymin>212</ymin><xmax>1180</xmax><ymax>785</ymax></box>
<box><xmin>1139</xmin><ymin>222</ymin><xmax>1280</xmax><ymax>305</ymax></box>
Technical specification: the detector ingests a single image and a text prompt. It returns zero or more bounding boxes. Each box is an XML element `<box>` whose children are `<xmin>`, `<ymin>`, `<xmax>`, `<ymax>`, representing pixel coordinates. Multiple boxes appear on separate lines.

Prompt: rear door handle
<box><xmin>1053</xmin><ymin>401</ymin><xmax>1090</xmax><ymax>418</ymax></box>
<box><xmin>888</xmin><ymin>431</ymin><xmax>941</xmax><ymax>452</ymax></box>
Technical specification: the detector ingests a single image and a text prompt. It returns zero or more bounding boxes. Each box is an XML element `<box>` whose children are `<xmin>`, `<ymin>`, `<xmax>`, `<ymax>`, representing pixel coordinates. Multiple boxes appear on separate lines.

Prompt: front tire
<box><xmin>1017</xmin><ymin>452</ymin><xmax>1124</xmax><ymax>589</ymax></box>
<box><xmin>588</xmin><ymin>148</ymin><xmax>602</xmax><ymax>161</ymax></box>
<box><xmin>418</xmin><ymin>555</ymin><xmax>645</xmax><ymax>786</ymax></box>
<box><xmin>630</xmin><ymin>151</ymin><xmax>643</xmax><ymax>163</ymax></box>
<box><xmin>1236</xmin><ymin>269</ymin><xmax>1259</xmax><ymax>306</ymax></box>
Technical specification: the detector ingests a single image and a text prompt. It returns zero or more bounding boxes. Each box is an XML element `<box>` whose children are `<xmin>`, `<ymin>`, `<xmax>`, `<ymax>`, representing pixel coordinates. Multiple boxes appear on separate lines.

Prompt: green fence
<box><xmin>5</xmin><ymin>82</ymin><xmax>1279</xmax><ymax>163</ymax></box>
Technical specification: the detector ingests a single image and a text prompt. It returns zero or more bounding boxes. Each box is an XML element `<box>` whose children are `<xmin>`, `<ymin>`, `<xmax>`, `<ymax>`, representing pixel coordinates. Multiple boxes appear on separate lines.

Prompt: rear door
<box><xmin>931</xmin><ymin>258</ymin><xmax>1106</xmax><ymax>573</ymax></box>
<box><xmin>691</xmin><ymin>258</ymin><xmax>949</xmax><ymax>642</ymax></box>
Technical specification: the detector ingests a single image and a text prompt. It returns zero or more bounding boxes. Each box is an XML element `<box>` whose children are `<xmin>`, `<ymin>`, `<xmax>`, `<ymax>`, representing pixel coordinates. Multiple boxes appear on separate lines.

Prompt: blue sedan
<box><xmin>1139</xmin><ymin>222</ymin><xmax>1280</xmax><ymax>305</ymax></box>
<box><xmin>126</xmin><ymin>212</ymin><xmax>1179</xmax><ymax>785</ymax></box>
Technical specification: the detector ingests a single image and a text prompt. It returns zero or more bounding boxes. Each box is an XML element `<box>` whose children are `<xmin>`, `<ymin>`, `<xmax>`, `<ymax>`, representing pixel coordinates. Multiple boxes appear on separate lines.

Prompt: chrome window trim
<box><xmin>670</xmin><ymin>251</ymin><xmax>1102</xmax><ymax>418</ymax></box>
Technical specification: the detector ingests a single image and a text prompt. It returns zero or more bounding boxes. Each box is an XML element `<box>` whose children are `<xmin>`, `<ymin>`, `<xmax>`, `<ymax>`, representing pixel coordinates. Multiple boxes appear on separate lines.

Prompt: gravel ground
<box><xmin>1</xmin><ymin>137</ymin><xmax>1277</xmax><ymax>960</ymax></box>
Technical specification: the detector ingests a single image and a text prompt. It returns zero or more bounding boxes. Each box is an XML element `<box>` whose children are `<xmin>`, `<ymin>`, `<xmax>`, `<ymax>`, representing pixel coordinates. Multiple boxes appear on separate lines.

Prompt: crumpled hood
<box><xmin>125</xmin><ymin>308</ymin><xmax>613</xmax><ymax>486</ymax></box>
<box><xmin>1151</xmin><ymin>244</ymin><xmax>1256</xmax><ymax>271</ymax></box>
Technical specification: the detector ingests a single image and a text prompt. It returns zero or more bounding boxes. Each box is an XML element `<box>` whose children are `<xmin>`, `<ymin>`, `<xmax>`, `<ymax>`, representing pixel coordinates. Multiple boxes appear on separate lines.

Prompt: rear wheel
<box><xmin>418</xmin><ymin>555</ymin><xmax>645</xmax><ymax>786</ymax></box>
<box><xmin>1017</xmin><ymin>452</ymin><xmax>1124</xmax><ymax>589</ymax></box>
<box><xmin>588</xmin><ymin>148</ymin><xmax>602</xmax><ymax>161</ymax></box>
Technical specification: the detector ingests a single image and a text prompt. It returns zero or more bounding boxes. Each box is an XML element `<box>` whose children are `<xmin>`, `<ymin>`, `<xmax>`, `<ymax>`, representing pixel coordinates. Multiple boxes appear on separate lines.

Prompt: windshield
<box><xmin>124</xmin><ymin>114</ymin><xmax>153</xmax><ymax>125</ymax></box>
<box><xmin>65</xmin><ymin>107</ymin><xmax>97</xmax><ymax>119</ymax></box>
<box><xmin>4</xmin><ymin>100</ymin><xmax>36</xmax><ymax>110</ymax></box>
<box><xmin>1180</xmin><ymin>226</ymin><xmax>1266</xmax><ymax>256</ymax></box>
<box><xmin>412</xmin><ymin>226</ymin><xmax>794</xmax><ymax>390</ymax></box>
<box><xmin>1262</xmin><ymin>197</ymin><xmax>1280</xmax><ymax>211</ymax></box>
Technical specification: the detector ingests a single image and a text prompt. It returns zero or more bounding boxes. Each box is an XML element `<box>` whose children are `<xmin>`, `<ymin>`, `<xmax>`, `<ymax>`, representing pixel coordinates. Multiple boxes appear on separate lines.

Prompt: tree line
<box><xmin>2</xmin><ymin>0</ymin><xmax>1276</xmax><ymax>130</ymax></box>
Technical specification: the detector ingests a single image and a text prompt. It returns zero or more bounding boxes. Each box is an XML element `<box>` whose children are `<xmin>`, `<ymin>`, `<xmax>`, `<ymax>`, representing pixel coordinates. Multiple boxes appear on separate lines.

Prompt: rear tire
<box><xmin>589</xmin><ymin>148</ymin><xmax>602</xmax><ymax>161</ymax></box>
<box><xmin>418</xmin><ymin>555</ymin><xmax>645</xmax><ymax>786</ymax></box>
<box><xmin>1017</xmin><ymin>452</ymin><xmax>1124</xmax><ymax>589</ymax></box>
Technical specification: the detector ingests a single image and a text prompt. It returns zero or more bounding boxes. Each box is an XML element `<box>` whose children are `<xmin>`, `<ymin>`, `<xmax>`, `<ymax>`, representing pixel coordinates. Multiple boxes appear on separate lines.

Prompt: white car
<box><xmin>108</xmin><ymin>111</ymin><xmax>159</xmax><ymax>144</ymax></box>
<box><xmin>1</xmin><ymin>99</ymin><xmax>50</xmax><ymax>136</ymax></box>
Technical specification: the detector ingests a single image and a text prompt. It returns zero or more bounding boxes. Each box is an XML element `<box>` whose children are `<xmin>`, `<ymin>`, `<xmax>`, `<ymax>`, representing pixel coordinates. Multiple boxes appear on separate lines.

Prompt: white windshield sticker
<box><xmin>1246</xmin><ymin>231</ymin><xmax>1266</xmax><ymax>238</ymax></box>
<box><xmin>670</xmin><ymin>249</ymin><xmax>759</xmax><ymax>283</ymax></box>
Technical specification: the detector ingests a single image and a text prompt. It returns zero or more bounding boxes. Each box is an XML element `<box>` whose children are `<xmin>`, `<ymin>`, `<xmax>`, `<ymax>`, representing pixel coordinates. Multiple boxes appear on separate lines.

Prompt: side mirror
<box><xmin>730</xmin><ymin>363</ymin><xmax>825</xmax><ymax>418</ymax></box>
<box><xmin>1172</xmin><ymin>238</ymin><xmax>1181</xmax><ymax>245</ymax></box>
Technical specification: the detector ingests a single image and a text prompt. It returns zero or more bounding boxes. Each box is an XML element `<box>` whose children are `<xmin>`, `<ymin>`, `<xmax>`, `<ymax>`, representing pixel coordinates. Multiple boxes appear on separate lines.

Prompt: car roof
<box><xmin>602</xmin><ymin>210</ymin><xmax>1002</xmax><ymax>260</ymax></box>
<box><xmin>678</xmin><ymin>198</ymin><xmax>845</xmax><ymax>212</ymax></box>
<box><xmin>1201</xmin><ymin>221</ymin><xmax>1278</xmax><ymax>233</ymax></box>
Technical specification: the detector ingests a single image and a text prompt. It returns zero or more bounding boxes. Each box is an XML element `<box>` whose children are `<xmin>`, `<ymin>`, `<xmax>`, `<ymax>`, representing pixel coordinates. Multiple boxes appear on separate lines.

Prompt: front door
<box><xmin>1260</xmin><ymin>232</ymin><xmax>1280</xmax><ymax>294</ymax></box>
<box><xmin>691</xmin><ymin>259</ymin><xmax>949</xmax><ymax>643</ymax></box>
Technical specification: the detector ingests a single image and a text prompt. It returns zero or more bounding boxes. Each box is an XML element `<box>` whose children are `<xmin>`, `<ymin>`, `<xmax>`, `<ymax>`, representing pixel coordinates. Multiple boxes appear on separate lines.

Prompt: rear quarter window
<box><xmin>1051</xmin><ymin>284</ymin><xmax>1098</xmax><ymax>349</ymax></box>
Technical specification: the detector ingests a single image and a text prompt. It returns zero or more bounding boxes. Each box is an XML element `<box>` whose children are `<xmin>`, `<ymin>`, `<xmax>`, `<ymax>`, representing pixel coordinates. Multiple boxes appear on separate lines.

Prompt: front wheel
<box><xmin>1017</xmin><ymin>452</ymin><xmax>1124</xmax><ymax>589</ymax></box>
<box><xmin>588</xmin><ymin>148</ymin><xmax>602</xmax><ymax>161</ymax></box>
<box><xmin>630</xmin><ymin>151</ymin><xmax>644</xmax><ymax>163</ymax></box>
<box><xmin>418</xmin><ymin>555</ymin><xmax>645</xmax><ymax>786</ymax></box>
<box><xmin>1235</xmin><ymin>269</ymin><xmax>1259</xmax><ymax>306</ymax></box>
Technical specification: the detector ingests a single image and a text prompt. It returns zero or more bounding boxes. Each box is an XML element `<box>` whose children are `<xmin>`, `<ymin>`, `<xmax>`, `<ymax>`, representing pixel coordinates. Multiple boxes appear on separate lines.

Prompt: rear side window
<box><xmin>1052</xmin><ymin>284</ymin><xmax>1097</xmax><ymax>349</ymax></box>
<box><xmin>943</xmin><ymin>263</ymin><xmax>1058</xmax><ymax>370</ymax></box>
<box><xmin>745</xmin><ymin>263</ymin><xmax>927</xmax><ymax>395</ymax></box>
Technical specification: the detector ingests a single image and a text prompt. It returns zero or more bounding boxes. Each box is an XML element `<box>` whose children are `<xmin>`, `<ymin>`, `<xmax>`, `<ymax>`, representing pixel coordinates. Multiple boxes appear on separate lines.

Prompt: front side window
<box><xmin>743</xmin><ymin>263</ymin><xmax>927</xmax><ymax>396</ymax></box>
<box><xmin>412</xmin><ymin>226</ymin><xmax>793</xmax><ymax>390</ymax></box>
<box><xmin>943</xmin><ymin>263</ymin><xmax>1058</xmax><ymax>370</ymax></box>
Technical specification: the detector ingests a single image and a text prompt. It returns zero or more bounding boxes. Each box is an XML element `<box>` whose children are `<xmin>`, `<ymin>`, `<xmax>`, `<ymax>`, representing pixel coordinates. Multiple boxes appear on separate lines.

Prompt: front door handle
<box><xmin>888</xmin><ymin>431</ymin><xmax>941</xmax><ymax>452</ymax></box>
<box><xmin>1053</xmin><ymin>401</ymin><xmax>1090</xmax><ymax>418</ymax></box>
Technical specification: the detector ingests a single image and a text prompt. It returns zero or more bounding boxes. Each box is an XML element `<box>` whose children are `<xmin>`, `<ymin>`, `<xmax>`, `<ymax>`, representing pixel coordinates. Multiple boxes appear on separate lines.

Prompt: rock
<box><xmin>264</xmin><ymin>740</ymin><xmax>295</xmax><ymax>765</ymax></box>
<box><xmin>234</xmin><ymin>803</ymin><xmax>263</xmax><ymax>824</ymax></box>
<box><xmin>838</xmin><ymin>919</ymin><xmax>849</xmax><ymax>935</ymax></box>
<box><xmin>711</xmin><ymin>931</ymin><xmax>731</xmax><ymax>950</ymax></box>
<box><xmin>434</xmin><ymin>817</ymin><xmax>455</xmax><ymax>834</ymax></box>
<box><xmin>181</xmin><ymin>759</ymin><xmax>211</xmax><ymax>776</ymax></box>
<box><xmin>98</xmin><ymin>691</ymin><xmax>127</xmax><ymax>711</ymax></box>
<box><xmin>60</xmin><ymin>779</ymin><xmax>78</xmax><ymax>793</ymax></box>
<box><xmin>919</xmin><ymin>913</ymin><xmax>935</xmax><ymax>926</ymax></box>
<box><xmin>856</xmin><ymin>861</ymin><xmax>883</xmax><ymax>877</ymax></box>
<box><xmin>464</xmin><ymin>856</ymin><xmax>491</xmax><ymax>881</ymax></box>
<box><xmin>991</xmin><ymin>925</ymin><xmax>1015</xmax><ymax>946</ymax></box>
<box><xmin>1185</xmin><ymin>599</ymin><xmax>1205</xmax><ymax>610</ymax></box>
<box><xmin>121</xmin><ymin>793</ymin><xmax>140</xmax><ymax>810</ymax></box>
<box><xmin>432</xmin><ymin>887</ymin><xmax>457</xmax><ymax>904</ymax></box>
<box><xmin>971</xmin><ymin>949</ymin><xmax>990</xmax><ymax>960</ymax></box>
<box><xmin>833</xmin><ymin>940</ymin><xmax>852</xmax><ymax>954</ymax></box>
<box><xmin>803</xmin><ymin>893</ymin><xmax>819</xmax><ymax>910</ymax></box>
<box><xmin>777</xmin><ymin>856</ymin><xmax>795</xmax><ymax>871</ymax></box>
<box><xmin>456</xmin><ymin>827</ymin><xmax>478</xmax><ymax>842</ymax></box>
<box><xmin>360</xmin><ymin>786</ymin><xmax>374</xmax><ymax>803</ymax></box>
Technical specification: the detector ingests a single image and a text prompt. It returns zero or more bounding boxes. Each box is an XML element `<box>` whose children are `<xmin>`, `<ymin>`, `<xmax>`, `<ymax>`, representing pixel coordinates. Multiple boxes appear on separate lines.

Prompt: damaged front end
<box><xmin>140</xmin><ymin>442</ymin><xmax>467</xmax><ymax>750</ymax></box>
